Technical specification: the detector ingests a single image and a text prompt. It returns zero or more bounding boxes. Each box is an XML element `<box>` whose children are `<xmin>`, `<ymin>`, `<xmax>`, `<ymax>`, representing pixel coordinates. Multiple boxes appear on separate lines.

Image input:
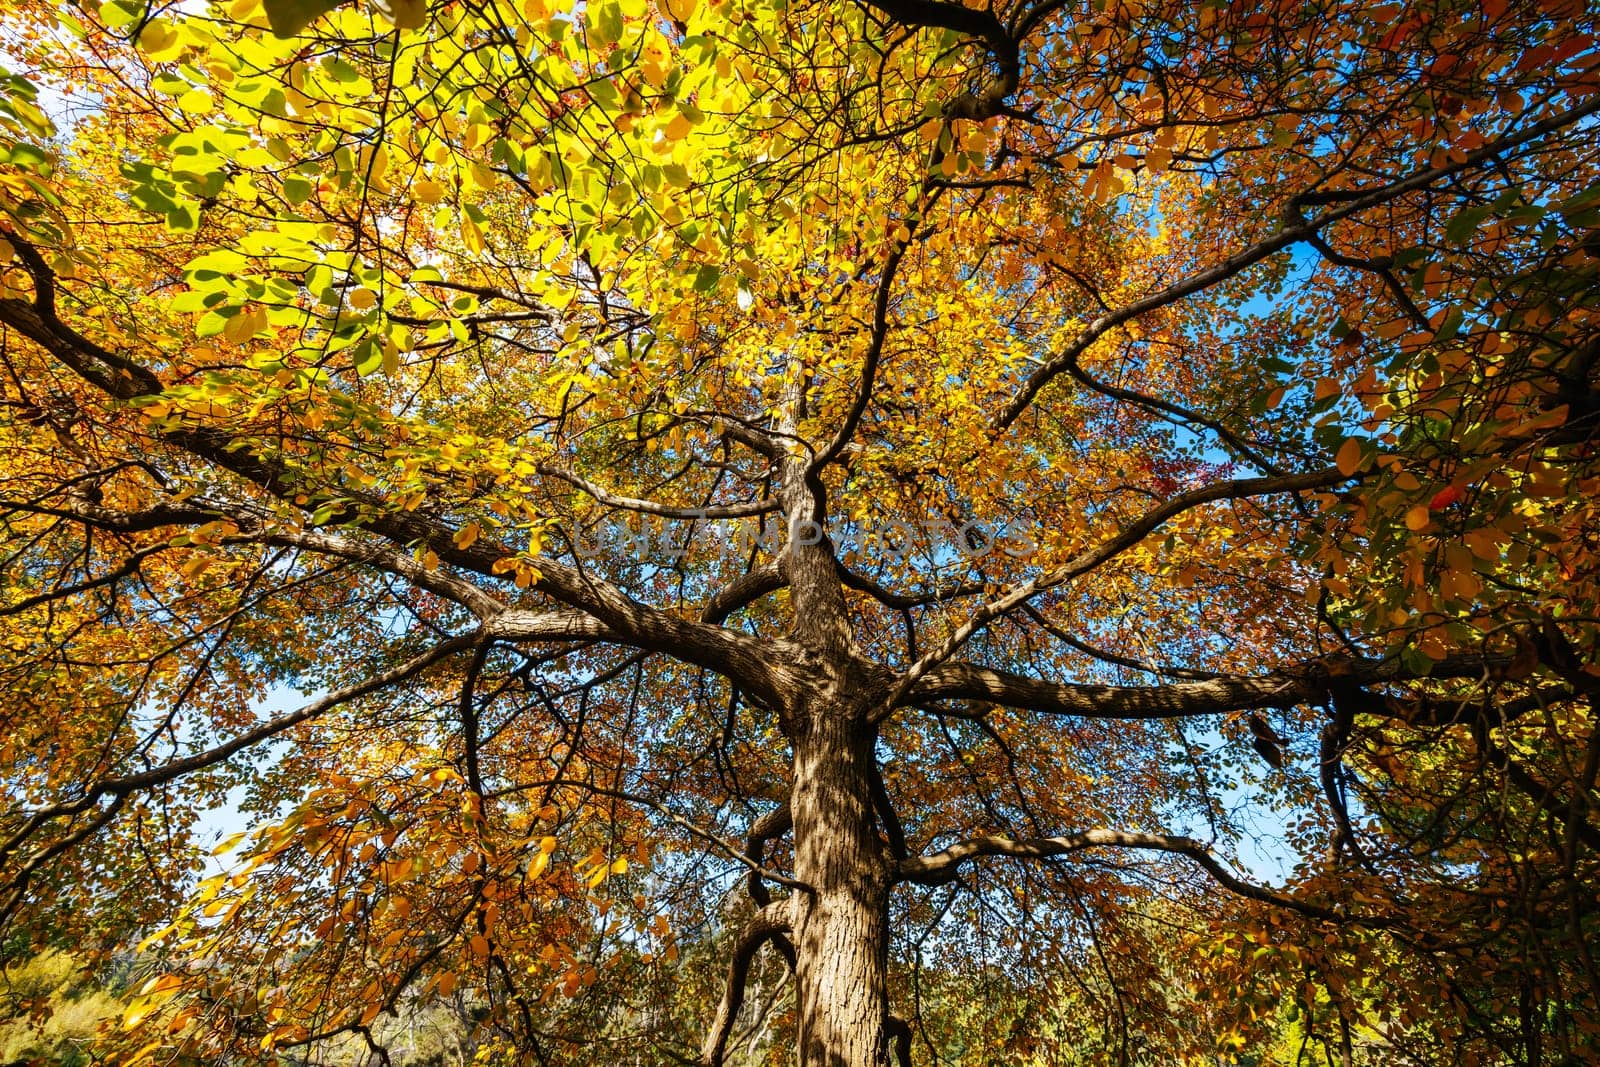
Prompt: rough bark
<box><xmin>790</xmin><ymin>700</ymin><xmax>891</xmax><ymax>1067</ymax></box>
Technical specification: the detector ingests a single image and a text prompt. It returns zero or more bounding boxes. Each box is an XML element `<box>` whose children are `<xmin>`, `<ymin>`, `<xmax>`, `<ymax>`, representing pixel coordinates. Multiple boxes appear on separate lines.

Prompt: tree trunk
<box><xmin>790</xmin><ymin>700</ymin><xmax>890</xmax><ymax>1067</ymax></box>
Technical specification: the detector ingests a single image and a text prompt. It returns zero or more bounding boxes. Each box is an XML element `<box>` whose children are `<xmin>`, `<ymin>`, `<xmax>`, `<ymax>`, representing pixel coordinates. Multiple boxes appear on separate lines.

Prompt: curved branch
<box><xmin>809</xmin><ymin>231</ymin><xmax>912</xmax><ymax>479</ymax></box>
<box><xmin>1020</xmin><ymin>603</ymin><xmax>1221</xmax><ymax>680</ymax></box>
<box><xmin>838</xmin><ymin>565</ymin><xmax>987</xmax><ymax>610</ymax></box>
<box><xmin>897</xmin><ymin>829</ymin><xmax>1359</xmax><ymax>922</ymax></box>
<box><xmin>582</xmin><ymin>787</ymin><xmax>810</xmax><ymax>894</ymax></box>
<box><xmin>855</xmin><ymin>0</ymin><xmax>1019</xmax><ymax>119</ymax></box>
<box><xmin>991</xmin><ymin>95</ymin><xmax>1600</xmax><ymax>432</ymax></box>
<box><xmin>700</xmin><ymin>900</ymin><xmax>794</xmax><ymax>1067</ymax></box>
<box><xmin>701</xmin><ymin>561</ymin><xmax>786</xmax><ymax>625</ymax></box>
<box><xmin>0</xmin><ymin>633</ymin><xmax>475</xmax><ymax>876</ymax></box>
<box><xmin>744</xmin><ymin>803</ymin><xmax>794</xmax><ymax>908</ymax></box>
<box><xmin>1051</xmin><ymin>349</ymin><xmax>1285</xmax><ymax>474</ymax></box>
<box><xmin>537</xmin><ymin>463</ymin><xmax>777</xmax><ymax>520</ymax></box>
<box><xmin>876</xmin><ymin>467</ymin><xmax>1349</xmax><ymax>719</ymax></box>
<box><xmin>0</xmin><ymin>246</ymin><xmax>804</xmax><ymax>709</ymax></box>
<box><xmin>907</xmin><ymin>653</ymin><xmax>1541</xmax><ymax>722</ymax></box>
<box><xmin>886</xmin><ymin>1014</ymin><xmax>912</xmax><ymax>1067</ymax></box>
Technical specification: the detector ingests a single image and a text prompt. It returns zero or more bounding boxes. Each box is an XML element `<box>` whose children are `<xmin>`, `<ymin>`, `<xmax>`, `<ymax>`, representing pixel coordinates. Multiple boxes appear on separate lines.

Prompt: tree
<box><xmin>1</xmin><ymin>0</ymin><xmax>1598</xmax><ymax>1062</ymax></box>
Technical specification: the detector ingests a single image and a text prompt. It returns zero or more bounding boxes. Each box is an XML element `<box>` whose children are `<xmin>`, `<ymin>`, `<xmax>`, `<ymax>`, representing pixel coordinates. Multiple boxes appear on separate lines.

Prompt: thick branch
<box><xmin>897</xmin><ymin>829</ymin><xmax>1354</xmax><ymax>922</ymax></box>
<box><xmin>856</xmin><ymin>0</ymin><xmax>1019</xmax><ymax>118</ymax></box>
<box><xmin>701</xmin><ymin>561</ymin><xmax>786</xmax><ymax>625</ymax></box>
<box><xmin>0</xmin><ymin>246</ymin><xmax>805</xmax><ymax>710</ymax></box>
<box><xmin>744</xmin><ymin>803</ymin><xmax>794</xmax><ymax>908</ymax></box>
<box><xmin>908</xmin><ymin>654</ymin><xmax>1537</xmax><ymax>722</ymax></box>
<box><xmin>700</xmin><ymin>900</ymin><xmax>794</xmax><ymax>1067</ymax></box>
<box><xmin>877</xmin><ymin>467</ymin><xmax>1348</xmax><ymax>718</ymax></box>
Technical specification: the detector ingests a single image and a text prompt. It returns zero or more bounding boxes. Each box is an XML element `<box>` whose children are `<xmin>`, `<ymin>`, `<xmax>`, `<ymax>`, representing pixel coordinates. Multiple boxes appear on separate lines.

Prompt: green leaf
<box><xmin>196</xmin><ymin>309</ymin><xmax>236</xmax><ymax>338</ymax></box>
<box><xmin>1433</xmin><ymin>306</ymin><xmax>1464</xmax><ymax>343</ymax></box>
<box><xmin>351</xmin><ymin>338</ymin><xmax>382</xmax><ymax>377</ymax></box>
<box><xmin>592</xmin><ymin>0</ymin><xmax>624</xmax><ymax>46</ymax></box>
<box><xmin>1444</xmin><ymin>205</ymin><xmax>1490</xmax><ymax>245</ymax></box>
<box><xmin>165</xmin><ymin>200</ymin><xmax>201</xmax><ymax>232</ymax></box>
<box><xmin>1</xmin><ymin>143</ymin><xmax>49</xmax><ymax>169</ymax></box>
<box><xmin>263</xmin><ymin>0</ymin><xmax>343</xmax><ymax>37</ymax></box>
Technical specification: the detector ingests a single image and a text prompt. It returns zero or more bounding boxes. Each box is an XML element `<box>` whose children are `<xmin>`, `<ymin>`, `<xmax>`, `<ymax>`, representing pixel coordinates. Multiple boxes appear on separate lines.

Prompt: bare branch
<box><xmin>580</xmin><ymin>787</ymin><xmax>810</xmax><ymax>894</ymax></box>
<box><xmin>744</xmin><ymin>803</ymin><xmax>793</xmax><ymax>908</ymax></box>
<box><xmin>897</xmin><ymin>829</ymin><xmax>1356</xmax><ymax>922</ymax></box>
<box><xmin>0</xmin><ymin>633</ymin><xmax>475</xmax><ymax>881</ymax></box>
<box><xmin>992</xmin><ymin>95</ymin><xmax>1600</xmax><ymax>431</ymax></box>
<box><xmin>701</xmin><ymin>899</ymin><xmax>795</xmax><ymax>1067</ymax></box>
<box><xmin>907</xmin><ymin>656</ymin><xmax>1561</xmax><ymax>723</ymax></box>
<box><xmin>537</xmin><ymin>462</ymin><xmax>777</xmax><ymax>520</ymax></box>
<box><xmin>876</xmin><ymin>467</ymin><xmax>1349</xmax><ymax>719</ymax></box>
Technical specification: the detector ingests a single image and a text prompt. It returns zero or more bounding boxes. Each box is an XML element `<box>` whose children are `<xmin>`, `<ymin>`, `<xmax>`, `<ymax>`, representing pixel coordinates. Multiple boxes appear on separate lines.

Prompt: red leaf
<box><xmin>1429</xmin><ymin>485</ymin><xmax>1465</xmax><ymax>510</ymax></box>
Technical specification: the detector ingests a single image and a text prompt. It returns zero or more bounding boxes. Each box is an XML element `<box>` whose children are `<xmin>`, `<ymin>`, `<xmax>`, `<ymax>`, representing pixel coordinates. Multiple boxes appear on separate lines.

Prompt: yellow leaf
<box><xmin>137</xmin><ymin>974</ymin><xmax>183</xmax><ymax>998</ymax></box>
<box><xmin>1334</xmin><ymin>437</ymin><xmax>1363</xmax><ymax>477</ymax></box>
<box><xmin>224</xmin><ymin>305</ymin><xmax>268</xmax><ymax>344</ymax></box>
<box><xmin>348</xmin><ymin>287</ymin><xmax>378</xmax><ymax>310</ymax></box>
<box><xmin>212</xmin><ymin>830</ymin><xmax>249</xmax><ymax>855</ymax></box>
<box><xmin>454</xmin><ymin>522</ymin><xmax>481</xmax><ymax>549</ymax></box>
<box><xmin>436</xmin><ymin>972</ymin><xmax>458</xmax><ymax>996</ymax></box>
<box><xmin>414</xmin><ymin>179</ymin><xmax>446</xmax><ymax>204</ymax></box>
<box><xmin>378</xmin><ymin>0</ymin><xmax>427</xmax><ymax>29</ymax></box>
<box><xmin>176</xmin><ymin>89</ymin><xmax>214</xmax><ymax>115</ymax></box>
<box><xmin>664</xmin><ymin>112</ymin><xmax>693</xmax><ymax>141</ymax></box>
<box><xmin>138</xmin><ymin>19</ymin><xmax>182</xmax><ymax>59</ymax></box>
<box><xmin>1404</xmin><ymin>505</ymin><xmax>1431</xmax><ymax>531</ymax></box>
<box><xmin>461</xmin><ymin>214</ymin><xmax>485</xmax><ymax>255</ymax></box>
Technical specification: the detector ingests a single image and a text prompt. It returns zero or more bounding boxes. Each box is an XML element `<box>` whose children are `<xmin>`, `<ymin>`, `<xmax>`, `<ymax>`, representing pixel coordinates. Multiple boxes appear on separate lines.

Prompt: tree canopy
<box><xmin>1</xmin><ymin>0</ymin><xmax>1598</xmax><ymax>1062</ymax></box>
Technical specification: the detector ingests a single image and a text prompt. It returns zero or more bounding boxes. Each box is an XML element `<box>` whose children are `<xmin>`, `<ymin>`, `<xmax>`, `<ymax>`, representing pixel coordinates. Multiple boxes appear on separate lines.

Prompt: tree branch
<box><xmin>744</xmin><ymin>803</ymin><xmax>794</xmax><ymax>909</ymax></box>
<box><xmin>991</xmin><ymin>95</ymin><xmax>1600</xmax><ymax>432</ymax></box>
<box><xmin>876</xmin><ymin>467</ymin><xmax>1349</xmax><ymax>719</ymax></box>
<box><xmin>897</xmin><ymin>829</ymin><xmax>1356</xmax><ymax>922</ymax></box>
<box><xmin>537</xmin><ymin>462</ymin><xmax>777</xmax><ymax>520</ymax></box>
<box><xmin>700</xmin><ymin>900</ymin><xmax>795</xmax><ymax>1067</ymax></box>
<box><xmin>906</xmin><ymin>654</ymin><xmax>1540</xmax><ymax>722</ymax></box>
<box><xmin>0</xmin><ymin>244</ymin><xmax>806</xmax><ymax>710</ymax></box>
<box><xmin>0</xmin><ymin>633</ymin><xmax>475</xmax><ymax>879</ymax></box>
